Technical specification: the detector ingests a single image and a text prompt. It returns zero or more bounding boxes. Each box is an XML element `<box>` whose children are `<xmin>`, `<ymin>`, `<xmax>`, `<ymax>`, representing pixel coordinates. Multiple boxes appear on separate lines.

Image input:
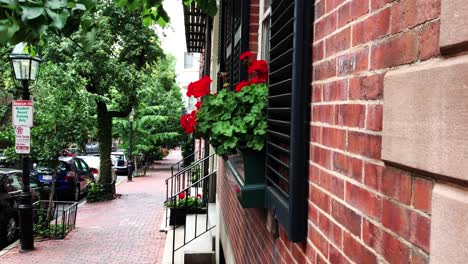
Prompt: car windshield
<box><xmin>36</xmin><ymin>161</ymin><xmax>71</xmax><ymax>172</ymax></box>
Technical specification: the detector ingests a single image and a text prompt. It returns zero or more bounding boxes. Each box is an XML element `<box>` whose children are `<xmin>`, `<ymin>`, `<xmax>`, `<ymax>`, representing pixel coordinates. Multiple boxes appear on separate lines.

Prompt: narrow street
<box><xmin>0</xmin><ymin>151</ymin><xmax>180</xmax><ymax>264</ymax></box>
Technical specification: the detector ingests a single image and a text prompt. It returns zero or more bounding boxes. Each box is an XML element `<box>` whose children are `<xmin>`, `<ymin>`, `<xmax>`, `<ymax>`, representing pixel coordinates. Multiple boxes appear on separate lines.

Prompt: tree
<box><xmin>113</xmin><ymin>56</ymin><xmax>184</xmax><ymax>159</ymax></box>
<box><xmin>42</xmin><ymin>3</ymin><xmax>166</xmax><ymax>194</ymax></box>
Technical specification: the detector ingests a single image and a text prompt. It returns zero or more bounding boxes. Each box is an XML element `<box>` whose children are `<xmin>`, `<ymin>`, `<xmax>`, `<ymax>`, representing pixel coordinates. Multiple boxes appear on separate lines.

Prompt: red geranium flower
<box><xmin>235</xmin><ymin>81</ymin><xmax>250</xmax><ymax>92</ymax></box>
<box><xmin>187</xmin><ymin>76</ymin><xmax>212</xmax><ymax>98</ymax></box>
<box><xmin>197</xmin><ymin>194</ymin><xmax>202</xmax><ymax>198</ymax></box>
<box><xmin>195</xmin><ymin>101</ymin><xmax>202</xmax><ymax>110</ymax></box>
<box><xmin>240</xmin><ymin>51</ymin><xmax>254</xmax><ymax>61</ymax></box>
<box><xmin>248</xmin><ymin>60</ymin><xmax>268</xmax><ymax>83</ymax></box>
<box><xmin>180</xmin><ymin>111</ymin><xmax>197</xmax><ymax>134</ymax></box>
<box><xmin>179</xmin><ymin>193</ymin><xmax>186</xmax><ymax>199</ymax></box>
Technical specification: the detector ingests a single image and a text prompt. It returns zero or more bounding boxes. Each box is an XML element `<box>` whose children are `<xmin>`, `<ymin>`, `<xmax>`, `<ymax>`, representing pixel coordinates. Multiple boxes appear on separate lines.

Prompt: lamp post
<box><xmin>9</xmin><ymin>42</ymin><xmax>41</xmax><ymax>251</ymax></box>
<box><xmin>128</xmin><ymin>108</ymin><xmax>135</xmax><ymax>182</ymax></box>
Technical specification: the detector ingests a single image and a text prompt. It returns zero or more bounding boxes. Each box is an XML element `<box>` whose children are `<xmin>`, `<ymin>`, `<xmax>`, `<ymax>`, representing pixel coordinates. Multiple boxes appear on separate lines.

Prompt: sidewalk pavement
<box><xmin>0</xmin><ymin>150</ymin><xmax>181</xmax><ymax>264</ymax></box>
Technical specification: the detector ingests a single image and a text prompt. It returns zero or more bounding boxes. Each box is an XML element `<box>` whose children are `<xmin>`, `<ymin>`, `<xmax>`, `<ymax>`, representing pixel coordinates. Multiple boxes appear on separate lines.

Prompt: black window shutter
<box><xmin>265</xmin><ymin>0</ymin><xmax>312</xmax><ymax>242</ymax></box>
<box><xmin>223</xmin><ymin>0</ymin><xmax>250</xmax><ymax>90</ymax></box>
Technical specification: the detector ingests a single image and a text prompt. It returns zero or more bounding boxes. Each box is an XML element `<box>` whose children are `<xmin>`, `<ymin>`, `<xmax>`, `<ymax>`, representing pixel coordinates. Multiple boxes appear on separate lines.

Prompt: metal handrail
<box><xmin>170</xmin><ymin>148</ymin><xmax>204</xmax><ymax>176</ymax></box>
<box><xmin>168</xmin><ymin>168</ymin><xmax>217</xmax><ymax>264</ymax></box>
<box><xmin>165</xmin><ymin>153</ymin><xmax>213</xmax><ymax>184</ymax></box>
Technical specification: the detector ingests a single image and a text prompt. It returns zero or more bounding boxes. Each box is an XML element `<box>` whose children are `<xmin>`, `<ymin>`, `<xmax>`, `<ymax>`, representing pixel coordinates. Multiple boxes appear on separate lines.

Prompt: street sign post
<box><xmin>12</xmin><ymin>100</ymin><xmax>33</xmax><ymax>127</ymax></box>
<box><xmin>15</xmin><ymin>126</ymin><xmax>30</xmax><ymax>154</ymax></box>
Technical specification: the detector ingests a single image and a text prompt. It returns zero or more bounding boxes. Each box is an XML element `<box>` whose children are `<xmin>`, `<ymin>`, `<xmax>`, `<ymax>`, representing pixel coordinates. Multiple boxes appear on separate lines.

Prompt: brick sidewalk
<box><xmin>0</xmin><ymin>150</ymin><xmax>181</xmax><ymax>264</ymax></box>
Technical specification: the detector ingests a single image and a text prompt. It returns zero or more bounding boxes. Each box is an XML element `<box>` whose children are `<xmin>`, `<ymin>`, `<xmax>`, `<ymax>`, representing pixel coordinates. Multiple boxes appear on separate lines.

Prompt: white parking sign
<box><xmin>12</xmin><ymin>100</ymin><xmax>33</xmax><ymax>127</ymax></box>
<box><xmin>15</xmin><ymin>126</ymin><xmax>31</xmax><ymax>154</ymax></box>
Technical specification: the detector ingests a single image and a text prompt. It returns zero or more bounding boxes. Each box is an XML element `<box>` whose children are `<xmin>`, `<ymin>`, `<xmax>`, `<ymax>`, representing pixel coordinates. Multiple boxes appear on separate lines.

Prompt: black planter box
<box><xmin>169</xmin><ymin>208</ymin><xmax>186</xmax><ymax>226</ymax></box>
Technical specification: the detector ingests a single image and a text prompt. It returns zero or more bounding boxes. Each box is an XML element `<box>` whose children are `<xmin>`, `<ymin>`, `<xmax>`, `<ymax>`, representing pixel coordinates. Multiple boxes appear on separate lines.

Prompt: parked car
<box><xmin>77</xmin><ymin>155</ymin><xmax>116</xmax><ymax>182</ymax></box>
<box><xmin>0</xmin><ymin>169</ymin><xmax>42</xmax><ymax>246</ymax></box>
<box><xmin>33</xmin><ymin>157</ymin><xmax>95</xmax><ymax>201</ymax></box>
<box><xmin>111</xmin><ymin>152</ymin><xmax>128</xmax><ymax>175</ymax></box>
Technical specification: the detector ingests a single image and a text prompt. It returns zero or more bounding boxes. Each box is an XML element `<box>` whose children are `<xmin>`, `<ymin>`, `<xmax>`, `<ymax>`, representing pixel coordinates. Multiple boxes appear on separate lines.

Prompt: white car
<box><xmin>77</xmin><ymin>156</ymin><xmax>116</xmax><ymax>182</ymax></box>
<box><xmin>111</xmin><ymin>152</ymin><xmax>128</xmax><ymax>176</ymax></box>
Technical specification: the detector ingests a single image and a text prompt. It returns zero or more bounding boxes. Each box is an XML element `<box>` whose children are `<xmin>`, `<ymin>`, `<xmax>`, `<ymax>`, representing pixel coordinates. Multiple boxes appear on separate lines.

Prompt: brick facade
<box><xmin>216</xmin><ymin>0</ymin><xmax>440</xmax><ymax>263</ymax></box>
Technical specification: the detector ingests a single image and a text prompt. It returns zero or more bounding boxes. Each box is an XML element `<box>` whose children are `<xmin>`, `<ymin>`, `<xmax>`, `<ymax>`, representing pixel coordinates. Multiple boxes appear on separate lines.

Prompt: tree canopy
<box><xmin>0</xmin><ymin>0</ymin><xmax>217</xmax><ymax>51</ymax></box>
<box><xmin>113</xmin><ymin>56</ymin><xmax>184</xmax><ymax>156</ymax></box>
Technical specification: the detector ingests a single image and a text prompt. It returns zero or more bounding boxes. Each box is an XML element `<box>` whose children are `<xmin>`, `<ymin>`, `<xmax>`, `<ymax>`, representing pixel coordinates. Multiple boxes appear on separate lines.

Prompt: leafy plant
<box><xmin>86</xmin><ymin>182</ymin><xmax>114</xmax><ymax>202</ymax></box>
<box><xmin>190</xmin><ymin>162</ymin><xmax>201</xmax><ymax>182</ymax></box>
<box><xmin>164</xmin><ymin>193</ymin><xmax>202</xmax><ymax>209</ymax></box>
<box><xmin>195</xmin><ymin>84</ymin><xmax>267</xmax><ymax>156</ymax></box>
<box><xmin>181</xmin><ymin>52</ymin><xmax>269</xmax><ymax>156</ymax></box>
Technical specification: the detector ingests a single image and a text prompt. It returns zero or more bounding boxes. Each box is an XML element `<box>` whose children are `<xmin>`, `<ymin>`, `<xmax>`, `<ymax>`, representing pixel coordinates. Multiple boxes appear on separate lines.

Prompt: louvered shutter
<box><xmin>223</xmin><ymin>0</ymin><xmax>250</xmax><ymax>90</ymax></box>
<box><xmin>265</xmin><ymin>0</ymin><xmax>312</xmax><ymax>242</ymax></box>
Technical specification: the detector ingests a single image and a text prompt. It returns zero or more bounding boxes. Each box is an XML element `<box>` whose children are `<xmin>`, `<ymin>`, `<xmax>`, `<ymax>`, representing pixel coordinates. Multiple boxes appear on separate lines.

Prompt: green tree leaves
<box><xmin>0</xmin><ymin>0</ymin><xmax>217</xmax><ymax>48</ymax></box>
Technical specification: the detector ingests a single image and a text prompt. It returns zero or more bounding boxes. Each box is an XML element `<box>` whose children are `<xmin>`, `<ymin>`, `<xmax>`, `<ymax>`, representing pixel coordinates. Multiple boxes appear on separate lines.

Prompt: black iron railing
<box><xmin>165</xmin><ymin>152</ymin><xmax>214</xmax><ymax>228</ymax></box>
<box><xmin>166</xmin><ymin>164</ymin><xmax>217</xmax><ymax>263</ymax></box>
<box><xmin>32</xmin><ymin>200</ymin><xmax>78</xmax><ymax>239</ymax></box>
<box><xmin>170</xmin><ymin>148</ymin><xmax>205</xmax><ymax>177</ymax></box>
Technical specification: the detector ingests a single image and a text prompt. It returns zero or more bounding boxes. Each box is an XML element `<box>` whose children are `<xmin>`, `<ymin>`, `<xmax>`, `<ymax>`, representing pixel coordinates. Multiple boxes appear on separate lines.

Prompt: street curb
<box><xmin>0</xmin><ymin>240</ymin><xmax>18</xmax><ymax>257</ymax></box>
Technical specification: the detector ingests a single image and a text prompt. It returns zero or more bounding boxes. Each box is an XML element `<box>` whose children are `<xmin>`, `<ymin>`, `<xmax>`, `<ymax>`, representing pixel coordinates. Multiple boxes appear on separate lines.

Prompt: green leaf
<box><xmin>45</xmin><ymin>0</ymin><xmax>67</xmax><ymax>9</ymax></box>
<box><xmin>0</xmin><ymin>19</ymin><xmax>20</xmax><ymax>44</ymax></box>
<box><xmin>72</xmin><ymin>3</ymin><xmax>86</xmax><ymax>11</ymax></box>
<box><xmin>46</xmin><ymin>8</ymin><xmax>70</xmax><ymax>29</ymax></box>
<box><xmin>20</xmin><ymin>6</ymin><xmax>45</xmax><ymax>21</ymax></box>
<box><xmin>0</xmin><ymin>0</ymin><xmax>17</xmax><ymax>10</ymax></box>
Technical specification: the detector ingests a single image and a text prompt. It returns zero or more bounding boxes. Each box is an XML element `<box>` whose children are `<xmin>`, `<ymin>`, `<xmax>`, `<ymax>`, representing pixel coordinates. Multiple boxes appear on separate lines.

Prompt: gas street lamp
<box><xmin>128</xmin><ymin>108</ymin><xmax>135</xmax><ymax>182</ymax></box>
<box><xmin>9</xmin><ymin>42</ymin><xmax>41</xmax><ymax>251</ymax></box>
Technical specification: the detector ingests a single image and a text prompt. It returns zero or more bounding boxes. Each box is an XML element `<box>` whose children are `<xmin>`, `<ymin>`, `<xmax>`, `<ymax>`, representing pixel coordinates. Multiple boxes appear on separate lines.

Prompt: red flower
<box><xmin>179</xmin><ymin>193</ymin><xmax>186</xmax><ymax>199</ymax></box>
<box><xmin>235</xmin><ymin>186</ymin><xmax>241</xmax><ymax>194</ymax></box>
<box><xmin>197</xmin><ymin>194</ymin><xmax>202</xmax><ymax>198</ymax></box>
<box><xmin>187</xmin><ymin>76</ymin><xmax>212</xmax><ymax>98</ymax></box>
<box><xmin>180</xmin><ymin>111</ymin><xmax>197</xmax><ymax>134</ymax></box>
<box><xmin>235</xmin><ymin>81</ymin><xmax>250</xmax><ymax>92</ymax></box>
<box><xmin>195</xmin><ymin>101</ymin><xmax>202</xmax><ymax>110</ymax></box>
<box><xmin>240</xmin><ymin>51</ymin><xmax>254</xmax><ymax>61</ymax></box>
<box><xmin>248</xmin><ymin>60</ymin><xmax>268</xmax><ymax>83</ymax></box>
<box><xmin>249</xmin><ymin>77</ymin><xmax>262</xmax><ymax>84</ymax></box>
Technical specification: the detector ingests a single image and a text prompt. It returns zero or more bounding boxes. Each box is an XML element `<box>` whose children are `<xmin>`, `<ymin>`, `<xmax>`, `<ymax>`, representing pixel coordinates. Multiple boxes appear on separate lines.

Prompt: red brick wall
<box><xmin>218</xmin><ymin>160</ymin><xmax>277</xmax><ymax>264</ymax></box>
<box><xmin>304</xmin><ymin>0</ymin><xmax>438</xmax><ymax>263</ymax></box>
<box><xmin>218</xmin><ymin>0</ymin><xmax>438</xmax><ymax>263</ymax></box>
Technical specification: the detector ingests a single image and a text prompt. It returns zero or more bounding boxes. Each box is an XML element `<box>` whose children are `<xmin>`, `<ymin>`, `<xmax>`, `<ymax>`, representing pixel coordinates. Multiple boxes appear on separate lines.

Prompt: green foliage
<box><xmin>113</xmin><ymin>55</ymin><xmax>184</xmax><ymax>158</ymax></box>
<box><xmin>0</xmin><ymin>0</ymin><xmax>217</xmax><ymax>49</ymax></box>
<box><xmin>86</xmin><ymin>182</ymin><xmax>114</xmax><ymax>202</ymax></box>
<box><xmin>30</xmin><ymin>62</ymin><xmax>95</xmax><ymax>161</ymax></box>
<box><xmin>181</xmin><ymin>134</ymin><xmax>195</xmax><ymax>166</ymax></box>
<box><xmin>196</xmin><ymin>83</ymin><xmax>268</xmax><ymax>156</ymax></box>
<box><xmin>164</xmin><ymin>195</ymin><xmax>202</xmax><ymax>209</ymax></box>
<box><xmin>190</xmin><ymin>162</ymin><xmax>201</xmax><ymax>182</ymax></box>
<box><xmin>33</xmin><ymin>209</ymin><xmax>72</xmax><ymax>238</ymax></box>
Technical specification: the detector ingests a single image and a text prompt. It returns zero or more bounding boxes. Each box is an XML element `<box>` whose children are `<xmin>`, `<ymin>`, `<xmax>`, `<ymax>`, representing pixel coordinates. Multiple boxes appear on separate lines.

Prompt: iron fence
<box><xmin>32</xmin><ymin>200</ymin><xmax>78</xmax><ymax>239</ymax></box>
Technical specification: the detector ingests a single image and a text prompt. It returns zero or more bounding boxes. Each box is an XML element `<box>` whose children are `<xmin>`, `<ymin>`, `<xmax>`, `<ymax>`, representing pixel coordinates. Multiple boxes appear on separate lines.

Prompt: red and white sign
<box><xmin>15</xmin><ymin>126</ymin><xmax>30</xmax><ymax>154</ymax></box>
<box><xmin>12</xmin><ymin>100</ymin><xmax>33</xmax><ymax>127</ymax></box>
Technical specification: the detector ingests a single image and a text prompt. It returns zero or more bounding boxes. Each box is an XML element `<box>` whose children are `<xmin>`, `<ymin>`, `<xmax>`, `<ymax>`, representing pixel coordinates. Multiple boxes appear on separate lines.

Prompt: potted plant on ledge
<box><xmin>164</xmin><ymin>193</ymin><xmax>204</xmax><ymax>225</ymax></box>
<box><xmin>180</xmin><ymin>51</ymin><xmax>268</xmax><ymax>208</ymax></box>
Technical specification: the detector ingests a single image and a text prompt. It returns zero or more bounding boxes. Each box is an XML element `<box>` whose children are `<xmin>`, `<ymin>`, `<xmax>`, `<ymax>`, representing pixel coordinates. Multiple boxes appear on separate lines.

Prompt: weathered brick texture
<box><xmin>218</xmin><ymin>0</ymin><xmax>438</xmax><ymax>263</ymax></box>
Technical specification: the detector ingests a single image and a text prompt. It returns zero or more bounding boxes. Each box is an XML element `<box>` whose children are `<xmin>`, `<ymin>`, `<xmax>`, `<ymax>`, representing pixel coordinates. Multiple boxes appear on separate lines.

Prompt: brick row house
<box><xmin>181</xmin><ymin>0</ymin><xmax>468</xmax><ymax>263</ymax></box>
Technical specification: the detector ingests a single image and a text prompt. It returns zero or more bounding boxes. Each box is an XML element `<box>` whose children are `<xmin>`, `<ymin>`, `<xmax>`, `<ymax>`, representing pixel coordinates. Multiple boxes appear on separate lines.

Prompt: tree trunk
<box><xmin>96</xmin><ymin>101</ymin><xmax>114</xmax><ymax>195</ymax></box>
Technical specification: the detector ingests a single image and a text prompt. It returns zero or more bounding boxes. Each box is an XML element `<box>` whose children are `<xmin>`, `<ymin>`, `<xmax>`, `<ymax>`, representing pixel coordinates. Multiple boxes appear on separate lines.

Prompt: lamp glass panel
<box><xmin>30</xmin><ymin>59</ymin><xmax>39</xmax><ymax>80</ymax></box>
<box><xmin>12</xmin><ymin>58</ymin><xmax>32</xmax><ymax>80</ymax></box>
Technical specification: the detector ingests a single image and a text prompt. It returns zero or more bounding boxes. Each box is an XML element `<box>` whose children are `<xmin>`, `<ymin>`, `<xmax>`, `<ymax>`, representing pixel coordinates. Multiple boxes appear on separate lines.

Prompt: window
<box><xmin>259</xmin><ymin>1</ymin><xmax>271</xmax><ymax>62</ymax></box>
<box><xmin>219</xmin><ymin>0</ymin><xmax>250</xmax><ymax>90</ymax></box>
<box><xmin>184</xmin><ymin>52</ymin><xmax>194</xmax><ymax>69</ymax></box>
<box><xmin>264</xmin><ymin>0</ymin><xmax>312</xmax><ymax>242</ymax></box>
